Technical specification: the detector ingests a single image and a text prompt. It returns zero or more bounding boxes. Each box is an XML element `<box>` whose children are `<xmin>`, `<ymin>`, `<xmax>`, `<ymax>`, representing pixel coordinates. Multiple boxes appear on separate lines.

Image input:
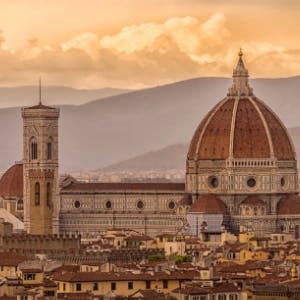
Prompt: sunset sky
<box><xmin>0</xmin><ymin>0</ymin><xmax>300</xmax><ymax>88</ymax></box>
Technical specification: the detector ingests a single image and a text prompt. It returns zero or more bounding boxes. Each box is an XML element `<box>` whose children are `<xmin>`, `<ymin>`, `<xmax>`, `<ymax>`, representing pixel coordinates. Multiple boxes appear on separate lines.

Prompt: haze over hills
<box><xmin>1</xmin><ymin>76</ymin><xmax>300</xmax><ymax>172</ymax></box>
<box><xmin>100</xmin><ymin>144</ymin><xmax>189</xmax><ymax>172</ymax></box>
<box><xmin>0</xmin><ymin>86</ymin><xmax>130</xmax><ymax>107</ymax></box>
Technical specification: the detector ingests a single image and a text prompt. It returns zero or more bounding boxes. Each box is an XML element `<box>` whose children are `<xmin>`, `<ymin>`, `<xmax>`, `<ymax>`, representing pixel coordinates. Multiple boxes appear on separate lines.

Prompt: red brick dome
<box><xmin>189</xmin><ymin>194</ymin><xmax>226</xmax><ymax>214</ymax></box>
<box><xmin>187</xmin><ymin>96</ymin><xmax>295</xmax><ymax>161</ymax></box>
<box><xmin>0</xmin><ymin>163</ymin><xmax>23</xmax><ymax>198</ymax></box>
<box><xmin>277</xmin><ymin>194</ymin><xmax>300</xmax><ymax>215</ymax></box>
<box><xmin>187</xmin><ymin>55</ymin><xmax>295</xmax><ymax>161</ymax></box>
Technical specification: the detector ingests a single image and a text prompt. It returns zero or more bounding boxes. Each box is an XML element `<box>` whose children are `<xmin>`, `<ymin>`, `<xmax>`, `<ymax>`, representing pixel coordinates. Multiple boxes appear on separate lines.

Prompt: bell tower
<box><xmin>22</xmin><ymin>84</ymin><xmax>60</xmax><ymax>235</ymax></box>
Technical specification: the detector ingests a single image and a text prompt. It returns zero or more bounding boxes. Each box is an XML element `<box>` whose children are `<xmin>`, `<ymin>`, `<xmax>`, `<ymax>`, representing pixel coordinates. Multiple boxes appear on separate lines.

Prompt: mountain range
<box><xmin>1</xmin><ymin>76</ymin><xmax>300</xmax><ymax>172</ymax></box>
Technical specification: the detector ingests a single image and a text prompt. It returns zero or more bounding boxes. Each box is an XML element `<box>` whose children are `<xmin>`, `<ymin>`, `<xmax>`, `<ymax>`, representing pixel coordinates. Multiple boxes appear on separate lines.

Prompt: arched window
<box><xmin>46</xmin><ymin>182</ymin><xmax>51</xmax><ymax>208</ymax></box>
<box><xmin>254</xmin><ymin>207</ymin><xmax>258</xmax><ymax>216</ymax></box>
<box><xmin>17</xmin><ymin>199</ymin><xmax>23</xmax><ymax>211</ymax></box>
<box><xmin>35</xmin><ymin>182</ymin><xmax>40</xmax><ymax>205</ymax></box>
<box><xmin>30</xmin><ymin>137</ymin><xmax>38</xmax><ymax>160</ymax></box>
<box><xmin>47</xmin><ymin>142</ymin><xmax>52</xmax><ymax>160</ymax></box>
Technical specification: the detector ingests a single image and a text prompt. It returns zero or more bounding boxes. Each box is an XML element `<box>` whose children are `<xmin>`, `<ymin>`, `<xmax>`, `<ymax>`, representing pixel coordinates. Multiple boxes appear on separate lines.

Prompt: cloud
<box><xmin>0</xmin><ymin>14</ymin><xmax>299</xmax><ymax>88</ymax></box>
<box><xmin>61</xmin><ymin>33</ymin><xmax>100</xmax><ymax>59</ymax></box>
<box><xmin>250</xmin><ymin>49</ymin><xmax>300</xmax><ymax>77</ymax></box>
<box><xmin>99</xmin><ymin>13</ymin><xmax>230</xmax><ymax>60</ymax></box>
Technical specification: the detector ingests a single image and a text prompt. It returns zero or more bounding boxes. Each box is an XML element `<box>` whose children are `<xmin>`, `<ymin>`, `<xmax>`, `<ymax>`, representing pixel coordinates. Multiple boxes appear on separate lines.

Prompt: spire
<box><xmin>228</xmin><ymin>49</ymin><xmax>253</xmax><ymax>96</ymax></box>
<box><xmin>38</xmin><ymin>77</ymin><xmax>42</xmax><ymax>105</ymax></box>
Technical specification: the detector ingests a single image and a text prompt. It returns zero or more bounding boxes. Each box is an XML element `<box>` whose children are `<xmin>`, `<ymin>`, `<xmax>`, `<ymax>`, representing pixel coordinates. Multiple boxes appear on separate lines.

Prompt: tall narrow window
<box><xmin>30</xmin><ymin>137</ymin><xmax>38</xmax><ymax>160</ymax></box>
<box><xmin>35</xmin><ymin>182</ymin><xmax>40</xmax><ymax>205</ymax></box>
<box><xmin>47</xmin><ymin>142</ymin><xmax>52</xmax><ymax>160</ymax></box>
<box><xmin>46</xmin><ymin>182</ymin><xmax>51</xmax><ymax>208</ymax></box>
<box><xmin>296</xmin><ymin>225</ymin><xmax>299</xmax><ymax>239</ymax></box>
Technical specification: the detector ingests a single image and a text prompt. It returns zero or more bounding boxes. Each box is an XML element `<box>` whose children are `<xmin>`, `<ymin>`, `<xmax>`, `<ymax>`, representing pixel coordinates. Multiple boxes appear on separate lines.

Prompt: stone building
<box><xmin>0</xmin><ymin>217</ymin><xmax>80</xmax><ymax>256</ymax></box>
<box><xmin>1</xmin><ymin>51</ymin><xmax>300</xmax><ymax>239</ymax></box>
<box><xmin>185</xmin><ymin>50</ymin><xmax>300</xmax><ymax>236</ymax></box>
<box><xmin>186</xmin><ymin>194</ymin><xmax>225</xmax><ymax>237</ymax></box>
<box><xmin>22</xmin><ymin>100</ymin><xmax>60</xmax><ymax>235</ymax></box>
<box><xmin>59</xmin><ymin>181</ymin><xmax>185</xmax><ymax>238</ymax></box>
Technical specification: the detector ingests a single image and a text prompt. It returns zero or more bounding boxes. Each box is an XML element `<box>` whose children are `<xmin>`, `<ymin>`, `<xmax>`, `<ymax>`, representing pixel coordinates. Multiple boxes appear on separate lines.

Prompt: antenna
<box><xmin>38</xmin><ymin>77</ymin><xmax>42</xmax><ymax>105</ymax></box>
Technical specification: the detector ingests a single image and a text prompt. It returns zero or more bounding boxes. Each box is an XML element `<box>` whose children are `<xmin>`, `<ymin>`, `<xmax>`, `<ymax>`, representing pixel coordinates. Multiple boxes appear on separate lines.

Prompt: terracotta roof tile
<box><xmin>189</xmin><ymin>194</ymin><xmax>226</xmax><ymax>214</ymax></box>
<box><xmin>277</xmin><ymin>194</ymin><xmax>300</xmax><ymax>215</ymax></box>
<box><xmin>240</xmin><ymin>196</ymin><xmax>265</xmax><ymax>206</ymax></box>
<box><xmin>61</xmin><ymin>182</ymin><xmax>185</xmax><ymax>192</ymax></box>
<box><xmin>0</xmin><ymin>163</ymin><xmax>23</xmax><ymax>198</ymax></box>
<box><xmin>125</xmin><ymin>235</ymin><xmax>153</xmax><ymax>242</ymax></box>
<box><xmin>187</xmin><ymin>94</ymin><xmax>295</xmax><ymax>161</ymax></box>
<box><xmin>53</xmin><ymin>270</ymin><xmax>197</xmax><ymax>282</ymax></box>
<box><xmin>0</xmin><ymin>252</ymin><xmax>27</xmax><ymax>266</ymax></box>
<box><xmin>178</xmin><ymin>195</ymin><xmax>192</xmax><ymax>206</ymax></box>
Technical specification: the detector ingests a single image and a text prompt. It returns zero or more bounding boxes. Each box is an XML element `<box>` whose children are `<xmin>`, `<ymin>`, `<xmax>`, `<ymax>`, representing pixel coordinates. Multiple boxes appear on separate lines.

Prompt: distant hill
<box><xmin>0</xmin><ymin>86</ymin><xmax>130</xmax><ymax>107</ymax></box>
<box><xmin>100</xmin><ymin>144</ymin><xmax>189</xmax><ymax>172</ymax></box>
<box><xmin>1</xmin><ymin>76</ymin><xmax>300</xmax><ymax>172</ymax></box>
<box><xmin>99</xmin><ymin>126</ymin><xmax>300</xmax><ymax>172</ymax></box>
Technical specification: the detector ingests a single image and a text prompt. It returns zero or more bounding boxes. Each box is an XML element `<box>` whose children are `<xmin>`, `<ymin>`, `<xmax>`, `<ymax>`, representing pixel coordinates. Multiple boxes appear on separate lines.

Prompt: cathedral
<box><xmin>0</xmin><ymin>51</ymin><xmax>300</xmax><ymax>238</ymax></box>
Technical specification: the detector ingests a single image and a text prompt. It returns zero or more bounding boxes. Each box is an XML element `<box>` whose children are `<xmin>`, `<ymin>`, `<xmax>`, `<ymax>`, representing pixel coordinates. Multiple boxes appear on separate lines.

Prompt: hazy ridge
<box><xmin>0</xmin><ymin>86</ymin><xmax>130</xmax><ymax>107</ymax></box>
<box><xmin>0</xmin><ymin>76</ymin><xmax>300</xmax><ymax>172</ymax></box>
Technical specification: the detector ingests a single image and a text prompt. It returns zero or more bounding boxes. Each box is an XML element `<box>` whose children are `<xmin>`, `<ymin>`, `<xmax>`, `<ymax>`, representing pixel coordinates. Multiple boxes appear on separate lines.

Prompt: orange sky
<box><xmin>0</xmin><ymin>0</ymin><xmax>299</xmax><ymax>88</ymax></box>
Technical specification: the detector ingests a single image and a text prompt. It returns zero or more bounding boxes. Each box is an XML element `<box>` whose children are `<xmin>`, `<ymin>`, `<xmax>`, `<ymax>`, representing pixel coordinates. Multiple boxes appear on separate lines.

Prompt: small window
<box><xmin>35</xmin><ymin>182</ymin><xmax>40</xmax><ymax>206</ymax></box>
<box><xmin>47</xmin><ymin>142</ymin><xmax>52</xmax><ymax>160</ymax></box>
<box><xmin>30</xmin><ymin>137</ymin><xmax>38</xmax><ymax>160</ymax></box>
<box><xmin>106</xmin><ymin>201</ymin><xmax>112</xmax><ymax>209</ymax></box>
<box><xmin>76</xmin><ymin>283</ymin><xmax>81</xmax><ymax>291</ymax></box>
<box><xmin>93</xmin><ymin>283</ymin><xmax>98</xmax><ymax>291</ymax></box>
<box><xmin>17</xmin><ymin>199</ymin><xmax>23</xmax><ymax>211</ymax></box>
<box><xmin>46</xmin><ymin>182</ymin><xmax>51</xmax><ymax>208</ymax></box>
<box><xmin>208</xmin><ymin>176</ymin><xmax>219</xmax><ymax>188</ymax></box>
<box><xmin>163</xmin><ymin>280</ymin><xmax>168</xmax><ymax>289</ymax></box>
<box><xmin>146</xmin><ymin>280</ymin><xmax>151</xmax><ymax>289</ymax></box>
<box><xmin>137</xmin><ymin>200</ymin><xmax>144</xmax><ymax>209</ymax></box>
<box><xmin>168</xmin><ymin>201</ymin><xmax>175</xmax><ymax>209</ymax></box>
<box><xmin>24</xmin><ymin>273</ymin><xmax>36</xmax><ymax>280</ymax></box>
<box><xmin>128</xmin><ymin>282</ymin><xmax>133</xmax><ymax>290</ymax></box>
<box><xmin>247</xmin><ymin>178</ymin><xmax>256</xmax><ymax>188</ymax></box>
<box><xmin>111</xmin><ymin>282</ymin><xmax>116</xmax><ymax>290</ymax></box>
<box><xmin>74</xmin><ymin>200</ymin><xmax>81</xmax><ymax>209</ymax></box>
<box><xmin>63</xmin><ymin>283</ymin><xmax>66</xmax><ymax>291</ymax></box>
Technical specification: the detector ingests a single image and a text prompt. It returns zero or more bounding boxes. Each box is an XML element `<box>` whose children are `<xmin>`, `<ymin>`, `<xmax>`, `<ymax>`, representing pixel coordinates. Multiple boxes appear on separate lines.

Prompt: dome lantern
<box><xmin>228</xmin><ymin>49</ymin><xmax>253</xmax><ymax>97</ymax></box>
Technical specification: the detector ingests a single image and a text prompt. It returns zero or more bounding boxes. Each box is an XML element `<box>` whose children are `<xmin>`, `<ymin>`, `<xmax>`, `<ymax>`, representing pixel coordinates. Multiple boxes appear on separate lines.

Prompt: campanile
<box><xmin>22</xmin><ymin>93</ymin><xmax>60</xmax><ymax>235</ymax></box>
